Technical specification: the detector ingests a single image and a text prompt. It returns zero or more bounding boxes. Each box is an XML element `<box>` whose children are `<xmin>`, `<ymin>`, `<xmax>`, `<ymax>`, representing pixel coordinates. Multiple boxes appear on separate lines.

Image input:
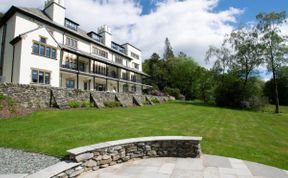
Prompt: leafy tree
<box><xmin>163</xmin><ymin>37</ymin><xmax>174</xmax><ymax>60</ymax></box>
<box><xmin>264</xmin><ymin>66</ymin><xmax>288</xmax><ymax>105</ymax></box>
<box><xmin>228</xmin><ymin>27</ymin><xmax>264</xmax><ymax>88</ymax></box>
<box><xmin>256</xmin><ymin>11</ymin><xmax>288</xmax><ymax>113</ymax></box>
<box><xmin>195</xmin><ymin>67</ymin><xmax>215</xmax><ymax>103</ymax></box>
<box><xmin>205</xmin><ymin>45</ymin><xmax>232</xmax><ymax>85</ymax></box>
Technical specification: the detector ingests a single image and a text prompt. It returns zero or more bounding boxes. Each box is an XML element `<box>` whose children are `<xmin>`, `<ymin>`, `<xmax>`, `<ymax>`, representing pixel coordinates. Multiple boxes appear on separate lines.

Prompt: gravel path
<box><xmin>0</xmin><ymin>148</ymin><xmax>60</xmax><ymax>174</ymax></box>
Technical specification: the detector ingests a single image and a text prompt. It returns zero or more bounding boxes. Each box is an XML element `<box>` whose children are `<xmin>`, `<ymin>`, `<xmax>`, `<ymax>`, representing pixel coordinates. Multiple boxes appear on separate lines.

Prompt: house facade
<box><xmin>0</xmin><ymin>0</ymin><xmax>150</xmax><ymax>94</ymax></box>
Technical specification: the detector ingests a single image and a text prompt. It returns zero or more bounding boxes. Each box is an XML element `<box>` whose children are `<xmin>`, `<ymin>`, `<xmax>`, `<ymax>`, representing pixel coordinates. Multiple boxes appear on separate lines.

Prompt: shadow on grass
<box><xmin>169</xmin><ymin>100</ymin><xmax>286</xmax><ymax>114</ymax></box>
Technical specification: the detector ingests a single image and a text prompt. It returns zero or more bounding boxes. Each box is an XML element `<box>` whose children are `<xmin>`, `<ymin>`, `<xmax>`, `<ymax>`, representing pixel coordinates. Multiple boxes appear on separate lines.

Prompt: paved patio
<box><xmin>79</xmin><ymin>155</ymin><xmax>288</xmax><ymax>178</ymax></box>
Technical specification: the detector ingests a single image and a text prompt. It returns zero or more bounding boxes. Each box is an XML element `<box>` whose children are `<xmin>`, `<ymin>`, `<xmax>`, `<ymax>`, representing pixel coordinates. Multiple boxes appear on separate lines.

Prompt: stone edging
<box><xmin>26</xmin><ymin>136</ymin><xmax>202</xmax><ymax>178</ymax></box>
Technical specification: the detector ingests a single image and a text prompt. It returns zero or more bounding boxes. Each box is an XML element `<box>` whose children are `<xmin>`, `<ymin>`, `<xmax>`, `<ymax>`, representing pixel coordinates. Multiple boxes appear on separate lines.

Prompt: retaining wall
<box><xmin>0</xmin><ymin>83</ymin><xmax>172</xmax><ymax>109</ymax></box>
<box><xmin>26</xmin><ymin>136</ymin><xmax>202</xmax><ymax>178</ymax></box>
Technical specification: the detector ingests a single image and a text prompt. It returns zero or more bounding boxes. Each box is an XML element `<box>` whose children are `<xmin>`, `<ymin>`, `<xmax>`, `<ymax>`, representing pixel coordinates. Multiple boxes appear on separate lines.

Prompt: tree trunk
<box><xmin>272</xmin><ymin>70</ymin><xmax>280</xmax><ymax>113</ymax></box>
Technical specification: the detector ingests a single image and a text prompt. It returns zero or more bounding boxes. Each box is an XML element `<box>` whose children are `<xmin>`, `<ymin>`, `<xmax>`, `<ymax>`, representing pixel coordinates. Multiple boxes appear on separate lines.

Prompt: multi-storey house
<box><xmin>0</xmin><ymin>0</ymin><xmax>150</xmax><ymax>94</ymax></box>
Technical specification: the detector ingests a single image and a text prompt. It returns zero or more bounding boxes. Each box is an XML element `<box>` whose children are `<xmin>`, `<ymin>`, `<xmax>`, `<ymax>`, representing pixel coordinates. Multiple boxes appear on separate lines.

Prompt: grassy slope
<box><xmin>0</xmin><ymin>101</ymin><xmax>287</xmax><ymax>169</ymax></box>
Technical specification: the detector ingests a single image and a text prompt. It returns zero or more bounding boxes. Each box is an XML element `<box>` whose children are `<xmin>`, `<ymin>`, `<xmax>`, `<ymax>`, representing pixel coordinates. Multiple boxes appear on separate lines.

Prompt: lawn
<box><xmin>0</xmin><ymin>101</ymin><xmax>287</xmax><ymax>170</ymax></box>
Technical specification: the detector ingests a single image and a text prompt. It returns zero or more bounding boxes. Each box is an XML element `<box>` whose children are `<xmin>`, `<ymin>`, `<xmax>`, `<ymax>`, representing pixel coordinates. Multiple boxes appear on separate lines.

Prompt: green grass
<box><xmin>0</xmin><ymin>101</ymin><xmax>287</xmax><ymax>169</ymax></box>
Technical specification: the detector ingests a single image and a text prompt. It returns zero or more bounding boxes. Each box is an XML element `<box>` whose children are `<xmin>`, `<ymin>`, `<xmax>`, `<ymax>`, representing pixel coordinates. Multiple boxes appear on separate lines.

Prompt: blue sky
<box><xmin>139</xmin><ymin>0</ymin><xmax>288</xmax><ymax>24</ymax></box>
<box><xmin>1</xmin><ymin>0</ymin><xmax>288</xmax><ymax>80</ymax></box>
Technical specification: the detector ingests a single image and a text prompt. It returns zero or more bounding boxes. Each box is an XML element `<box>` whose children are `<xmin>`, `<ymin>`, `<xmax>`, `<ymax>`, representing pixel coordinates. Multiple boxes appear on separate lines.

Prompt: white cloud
<box><xmin>1</xmin><ymin>0</ymin><xmax>243</xmax><ymax>66</ymax></box>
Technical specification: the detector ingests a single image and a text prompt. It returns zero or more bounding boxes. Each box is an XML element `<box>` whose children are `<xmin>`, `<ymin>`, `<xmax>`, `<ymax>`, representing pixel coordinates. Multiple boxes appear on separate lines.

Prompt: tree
<box><xmin>228</xmin><ymin>27</ymin><xmax>264</xmax><ymax>88</ymax></box>
<box><xmin>256</xmin><ymin>11</ymin><xmax>288</xmax><ymax>113</ymax></box>
<box><xmin>264</xmin><ymin>66</ymin><xmax>288</xmax><ymax>105</ymax></box>
<box><xmin>205</xmin><ymin>45</ymin><xmax>232</xmax><ymax>85</ymax></box>
<box><xmin>163</xmin><ymin>37</ymin><xmax>174</xmax><ymax>60</ymax></box>
<box><xmin>0</xmin><ymin>12</ymin><xmax>3</xmax><ymax>20</ymax></box>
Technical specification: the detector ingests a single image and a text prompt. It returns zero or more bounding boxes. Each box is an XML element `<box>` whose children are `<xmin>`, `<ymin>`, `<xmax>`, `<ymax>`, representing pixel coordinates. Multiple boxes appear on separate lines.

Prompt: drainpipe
<box><xmin>11</xmin><ymin>45</ymin><xmax>15</xmax><ymax>83</ymax></box>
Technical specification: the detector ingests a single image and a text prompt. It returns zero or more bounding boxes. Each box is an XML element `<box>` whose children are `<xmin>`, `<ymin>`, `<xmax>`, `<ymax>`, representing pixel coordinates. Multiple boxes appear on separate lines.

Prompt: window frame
<box><xmin>32</xmin><ymin>40</ymin><xmax>57</xmax><ymax>60</ymax></box>
<box><xmin>31</xmin><ymin>69</ymin><xmax>51</xmax><ymax>85</ymax></box>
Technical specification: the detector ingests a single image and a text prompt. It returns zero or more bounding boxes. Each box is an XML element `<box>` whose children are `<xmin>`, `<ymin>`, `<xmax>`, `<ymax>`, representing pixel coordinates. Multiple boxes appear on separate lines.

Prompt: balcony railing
<box><xmin>61</xmin><ymin>63</ymin><xmax>142</xmax><ymax>83</ymax></box>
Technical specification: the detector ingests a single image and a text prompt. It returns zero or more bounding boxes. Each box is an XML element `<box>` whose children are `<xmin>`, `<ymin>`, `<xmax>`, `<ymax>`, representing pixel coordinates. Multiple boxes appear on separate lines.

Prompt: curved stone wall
<box><xmin>47</xmin><ymin>136</ymin><xmax>202</xmax><ymax>178</ymax></box>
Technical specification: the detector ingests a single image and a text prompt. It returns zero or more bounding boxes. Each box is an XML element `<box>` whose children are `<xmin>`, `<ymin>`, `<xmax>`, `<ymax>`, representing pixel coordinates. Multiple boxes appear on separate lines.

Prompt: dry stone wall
<box><xmin>51</xmin><ymin>136</ymin><xmax>202</xmax><ymax>178</ymax></box>
<box><xmin>0</xmin><ymin>83</ymin><xmax>172</xmax><ymax>109</ymax></box>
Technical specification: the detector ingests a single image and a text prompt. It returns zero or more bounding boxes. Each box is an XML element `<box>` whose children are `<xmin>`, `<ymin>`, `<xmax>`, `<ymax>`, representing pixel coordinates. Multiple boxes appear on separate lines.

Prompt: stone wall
<box><xmin>0</xmin><ymin>83</ymin><xmax>172</xmax><ymax>109</ymax></box>
<box><xmin>51</xmin><ymin>136</ymin><xmax>202</xmax><ymax>178</ymax></box>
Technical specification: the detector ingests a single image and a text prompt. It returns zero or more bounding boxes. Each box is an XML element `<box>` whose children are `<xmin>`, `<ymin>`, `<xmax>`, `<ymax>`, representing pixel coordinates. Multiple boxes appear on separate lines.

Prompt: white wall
<box><xmin>17</xmin><ymin>28</ymin><xmax>60</xmax><ymax>87</ymax></box>
<box><xmin>2</xmin><ymin>14</ymin><xmax>16</xmax><ymax>83</ymax></box>
<box><xmin>44</xmin><ymin>1</ymin><xmax>65</xmax><ymax>26</ymax></box>
<box><xmin>123</xmin><ymin>44</ymin><xmax>142</xmax><ymax>71</ymax></box>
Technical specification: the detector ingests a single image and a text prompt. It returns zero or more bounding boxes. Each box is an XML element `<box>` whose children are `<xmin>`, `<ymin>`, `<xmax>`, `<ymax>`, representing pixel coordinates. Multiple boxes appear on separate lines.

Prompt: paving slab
<box><xmin>0</xmin><ymin>174</ymin><xmax>27</xmax><ymax>178</ymax></box>
<box><xmin>78</xmin><ymin>155</ymin><xmax>288</xmax><ymax>178</ymax></box>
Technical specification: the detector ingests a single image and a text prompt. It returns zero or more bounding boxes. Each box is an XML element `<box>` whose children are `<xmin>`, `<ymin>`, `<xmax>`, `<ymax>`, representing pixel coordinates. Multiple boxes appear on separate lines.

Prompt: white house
<box><xmin>0</xmin><ymin>0</ymin><xmax>150</xmax><ymax>94</ymax></box>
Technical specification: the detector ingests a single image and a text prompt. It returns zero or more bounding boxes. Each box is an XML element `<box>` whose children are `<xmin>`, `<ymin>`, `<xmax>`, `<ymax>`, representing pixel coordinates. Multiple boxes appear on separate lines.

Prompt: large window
<box><xmin>115</xmin><ymin>55</ymin><xmax>123</xmax><ymax>65</ymax></box>
<box><xmin>92</xmin><ymin>47</ymin><xmax>108</xmax><ymax>58</ymax></box>
<box><xmin>31</xmin><ymin>69</ymin><xmax>50</xmax><ymax>85</ymax></box>
<box><xmin>131</xmin><ymin>52</ymin><xmax>140</xmax><ymax>60</ymax></box>
<box><xmin>66</xmin><ymin>80</ymin><xmax>75</xmax><ymax>89</ymax></box>
<box><xmin>133</xmin><ymin>63</ymin><xmax>139</xmax><ymax>70</ymax></box>
<box><xmin>32</xmin><ymin>40</ymin><xmax>57</xmax><ymax>60</ymax></box>
<box><xmin>131</xmin><ymin>86</ymin><xmax>137</xmax><ymax>93</ymax></box>
<box><xmin>66</xmin><ymin>37</ymin><xmax>78</xmax><ymax>49</ymax></box>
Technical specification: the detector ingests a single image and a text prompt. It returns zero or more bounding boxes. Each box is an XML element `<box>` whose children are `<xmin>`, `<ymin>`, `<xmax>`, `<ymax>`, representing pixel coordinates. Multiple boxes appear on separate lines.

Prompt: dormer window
<box><xmin>40</xmin><ymin>37</ymin><xmax>47</xmax><ymax>44</ymax></box>
<box><xmin>65</xmin><ymin>18</ymin><xmax>79</xmax><ymax>31</ymax></box>
<box><xmin>88</xmin><ymin>32</ymin><xmax>103</xmax><ymax>44</ymax></box>
<box><xmin>112</xmin><ymin>42</ymin><xmax>125</xmax><ymax>54</ymax></box>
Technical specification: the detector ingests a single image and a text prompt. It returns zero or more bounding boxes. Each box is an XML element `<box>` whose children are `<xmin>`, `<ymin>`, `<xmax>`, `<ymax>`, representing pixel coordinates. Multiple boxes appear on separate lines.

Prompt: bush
<box><xmin>68</xmin><ymin>101</ymin><xmax>93</xmax><ymax>108</ymax></box>
<box><xmin>151</xmin><ymin>98</ymin><xmax>160</xmax><ymax>104</ymax></box>
<box><xmin>68</xmin><ymin>101</ymin><xmax>81</xmax><ymax>108</ymax></box>
<box><xmin>104</xmin><ymin>101</ymin><xmax>122</xmax><ymax>108</ymax></box>
<box><xmin>143</xmin><ymin>100</ymin><xmax>151</xmax><ymax>105</ymax></box>
<box><xmin>81</xmin><ymin>101</ymin><xmax>93</xmax><ymax>108</ymax></box>
<box><xmin>0</xmin><ymin>93</ymin><xmax>17</xmax><ymax>113</ymax></box>
<box><xmin>163</xmin><ymin>87</ymin><xmax>181</xmax><ymax>99</ymax></box>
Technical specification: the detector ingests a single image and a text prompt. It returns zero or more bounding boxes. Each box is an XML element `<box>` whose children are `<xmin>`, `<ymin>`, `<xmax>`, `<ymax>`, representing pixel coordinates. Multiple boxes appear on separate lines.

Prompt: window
<box><xmin>40</xmin><ymin>37</ymin><xmax>47</xmax><ymax>44</ymax></box>
<box><xmin>131</xmin><ymin>52</ymin><xmax>140</xmax><ymax>60</ymax></box>
<box><xmin>131</xmin><ymin>75</ymin><xmax>137</xmax><ymax>82</ymax></box>
<box><xmin>115</xmin><ymin>55</ymin><xmax>123</xmax><ymax>65</ymax></box>
<box><xmin>32</xmin><ymin>43</ymin><xmax>39</xmax><ymax>54</ymax></box>
<box><xmin>92</xmin><ymin>47</ymin><xmax>108</xmax><ymax>58</ymax></box>
<box><xmin>45</xmin><ymin>73</ymin><xmax>50</xmax><ymax>84</ymax></box>
<box><xmin>45</xmin><ymin>47</ymin><xmax>51</xmax><ymax>58</ymax></box>
<box><xmin>65</xmin><ymin>19</ymin><xmax>78</xmax><ymax>31</ymax></box>
<box><xmin>66</xmin><ymin>37</ymin><xmax>78</xmax><ymax>49</ymax></box>
<box><xmin>66</xmin><ymin>80</ymin><xmax>75</xmax><ymax>89</ymax></box>
<box><xmin>133</xmin><ymin>63</ymin><xmax>139</xmax><ymax>70</ymax></box>
<box><xmin>131</xmin><ymin>86</ymin><xmax>136</xmax><ymax>92</ymax></box>
<box><xmin>32</xmin><ymin>70</ymin><xmax>38</xmax><ymax>83</ymax></box>
<box><xmin>39</xmin><ymin>45</ymin><xmax>45</xmax><ymax>56</ymax></box>
<box><xmin>32</xmin><ymin>42</ymin><xmax>57</xmax><ymax>59</ymax></box>
<box><xmin>39</xmin><ymin>71</ymin><xmax>44</xmax><ymax>83</ymax></box>
<box><xmin>31</xmin><ymin>69</ymin><xmax>50</xmax><ymax>85</ymax></box>
<box><xmin>78</xmin><ymin>62</ymin><xmax>85</xmax><ymax>72</ymax></box>
<box><xmin>123</xmin><ymin>84</ymin><xmax>129</xmax><ymax>93</ymax></box>
<box><xmin>51</xmin><ymin>48</ymin><xmax>57</xmax><ymax>59</ymax></box>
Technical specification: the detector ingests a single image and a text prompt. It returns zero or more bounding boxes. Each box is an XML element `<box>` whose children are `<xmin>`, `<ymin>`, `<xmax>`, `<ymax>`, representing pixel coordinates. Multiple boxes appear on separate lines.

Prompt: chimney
<box><xmin>98</xmin><ymin>25</ymin><xmax>112</xmax><ymax>47</ymax></box>
<box><xmin>44</xmin><ymin>0</ymin><xmax>66</xmax><ymax>26</ymax></box>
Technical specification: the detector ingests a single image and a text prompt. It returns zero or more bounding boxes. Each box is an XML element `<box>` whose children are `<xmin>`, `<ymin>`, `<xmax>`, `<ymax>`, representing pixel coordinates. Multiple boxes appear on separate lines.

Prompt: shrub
<box><xmin>143</xmin><ymin>100</ymin><xmax>151</xmax><ymax>105</ymax></box>
<box><xmin>151</xmin><ymin>98</ymin><xmax>160</xmax><ymax>104</ymax></box>
<box><xmin>81</xmin><ymin>101</ymin><xmax>92</xmax><ymax>108</ymax></box>
<box><xmin>68</xmin><ymin>101</ymin><xmax>81</xmax><ymax>108</ymax></box>
<box><xmin>0</xmin><ymin>93</ymin><xmax>17</xmax><ymax>113</ymax></box>
<box><xmin>163</xmin><ymin>87</ymin><xmax>181</xmax><ymax>99</ymax></box>
<box><xmin>104</xmin><ymin>101</ymin><xmax>122</xmax><ymax>108</ymax></box>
